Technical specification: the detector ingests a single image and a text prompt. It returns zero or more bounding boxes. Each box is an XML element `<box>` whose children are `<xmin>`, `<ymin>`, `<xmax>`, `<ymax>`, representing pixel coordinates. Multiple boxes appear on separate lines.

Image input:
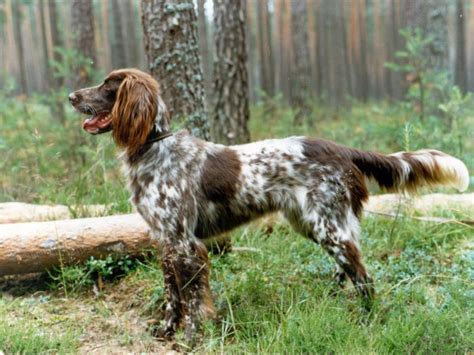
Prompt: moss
<box><xmin>164</xmin><ymin>2</ymin><xmax>194</xmax><ymax>14</ymax></box>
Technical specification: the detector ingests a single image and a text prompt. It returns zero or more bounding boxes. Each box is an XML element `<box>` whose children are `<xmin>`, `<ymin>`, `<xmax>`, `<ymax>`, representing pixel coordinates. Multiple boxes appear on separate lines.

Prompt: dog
<box><xmin>69</xmin><ymin>68</ymin><xmax>469</xmax><ymax>342</ymax></box>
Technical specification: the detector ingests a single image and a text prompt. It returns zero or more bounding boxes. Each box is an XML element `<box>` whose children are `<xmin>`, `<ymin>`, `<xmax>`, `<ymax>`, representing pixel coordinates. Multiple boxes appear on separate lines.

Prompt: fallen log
<box><xmin>0</xmin><ymin>214</ymin><xmax>153</xmax><ymax>276</ymax></box>
<box><xmin>364</xmin><ymin>193</ymin><xmax>474</xmax><ymax>215</ymax></box>
<box><xmin>0</xmin><ymin>202</ymin><xmax>110</xmax><ymax>224</ymax></box>
<box><xmin>364</xmin><ymin>210</ymin><xmax>474</xmax><ymax>226</ymax></box>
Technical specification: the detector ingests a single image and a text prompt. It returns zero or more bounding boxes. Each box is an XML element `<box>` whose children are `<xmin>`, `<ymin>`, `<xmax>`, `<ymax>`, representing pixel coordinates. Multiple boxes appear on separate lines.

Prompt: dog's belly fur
<box><xmin>194</xmin><ymin>203</ymin><xmax>256</xmax><ymax>239</ymax></box>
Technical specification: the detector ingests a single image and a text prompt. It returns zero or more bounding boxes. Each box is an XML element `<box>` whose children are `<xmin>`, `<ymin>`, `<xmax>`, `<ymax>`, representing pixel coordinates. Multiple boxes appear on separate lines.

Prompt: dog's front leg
<box><xmin>180</xmin><ymin>240</ymin><xmax>215</xmax><ymax>344</ymax></box>
<box><xmin>157</xmin><ymin>235</ymin><xmax>215</xmax><ymax>344</ymax></box>
<box><xmin>158</xmin><ymin>244</ymin><xmax>184</xmax><ymax>339</ymax></box>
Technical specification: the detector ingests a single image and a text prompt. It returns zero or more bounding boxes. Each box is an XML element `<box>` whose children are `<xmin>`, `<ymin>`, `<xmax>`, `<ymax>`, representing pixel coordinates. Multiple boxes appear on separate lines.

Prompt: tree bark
<box><xmin>306</xmin><ymin>0</ymin><xmax>319</xmax><ymax>96</ymax></box>
<box><xmin>0</xmin><ymin>202</ymin><xmax>108</xmax><ymax>224</ymax></box>
<box><xmin>468</xmin><ymin>0</ymin><xmax>474</xmax><ymax>91</ymax></box>
<box><xmin>71</xmin><ymin>0</ymin><xmax>97</xmax><ymax>88</ymax></box>
<box><xmin>454</xmin><ymin>0</ymin><xmax>468</xmax><ymax>93</ymax></box>
<box><xmin>257</xmin><ymin>0</ymin><xmax>274</xmax><ymax>97</ymax></box>
<box><xmin>48</xmin><ymin>0</ymin><xmax>64</xmax><ymax>90</ymax></box>
<box><xmin>197</xmin><ymin>0</ymin><xmax>212</xmax><ymax>102</ymax></box>
<box><xmin>212</xmin><ymin>0</ymin><xmax>250</xmax><ymax>145</ymax></box>
<box><xmin>10</xmin><ymin>0</ymin><xmax>28</xmax><ymax>94</ymax></box>
<box><xmin>123</xmin><ymin>0</ymin><xmax>140</xmax><ymax>67</ymax></box>
<box><xmin>38</xmin><ymin>0</ymin><xmax>50</xmax><ymax>91</ymax></box>
<box><xmin>405</xmin><ymin>0</ymin><xmax>425</xmax><ymax>30</ymax></box>
<box><xmin>0</xmin><ymin>214</ymin><xmax>153</xmax><ymax>276</ymax></box>
<box><xmin>141</xmin><ymin>0</ymin><xmax>210</xmax><ymax>140</ymax></box>
<box><xmin>406</xmin><ymin>0</ymin><xmax>449</xmax><ymax>71</ymax></box>
<box><xmin>111</xmin><ymin>0</ymin><xmax>127</xmax><ymax>68</ymax></box>
<box><xmin>273</xmin><ymin>0</ymin><xmax>283</xmax><ymax>96</ymax></box>
<box><xmin>43</xmin><ymin>0</ymin><xmax>66</xmax><ymax>122</ymax></box>
<box><xmin>24</xmin><ymin>4</ymin><xmax>41</xmax><ymax>92</ymax></box>
<box><xmin>246</xmin><ymin>0</ymin><xmax>259</xmax><ymax>102</ymax></box>
<box><xmin>290</xmin><ymin>0</ymin><xmax>311</xmax><ymax>123</ymax></box>
<box><xmin>99</xmin><ymin>0</ymin><xmax>112</xmax><ymax>72</ymax></box>
<box><xmin>347</xmin><ymin>0</ymin><xmax>369</xmax><ymax>100</ymax></box>
<box><xmin>373</xmin><ymin>0</ymin><xmax>388</xmax><ymax>99</ymax></box>
<box><xmin>425</xmin><ymin>0</ymin><xmax>449</xmax><ymax>71</ymax></box>
<box><xmin>388</xmin><ymin>0</ymin><xmax>405</xmax><ymax>100</ymax></box>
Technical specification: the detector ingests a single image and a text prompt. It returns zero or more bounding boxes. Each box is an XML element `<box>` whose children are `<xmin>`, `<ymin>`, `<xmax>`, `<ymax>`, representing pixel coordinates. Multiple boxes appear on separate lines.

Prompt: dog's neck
<box><xmin>154</xmin><ymin>96</ymin><xmax>170</xmax><ymax>134</ymax></box>
<box><xmin>145</xmin><ymin>127</ymin><xmax>173</xmax><ymax>145</ymax></box>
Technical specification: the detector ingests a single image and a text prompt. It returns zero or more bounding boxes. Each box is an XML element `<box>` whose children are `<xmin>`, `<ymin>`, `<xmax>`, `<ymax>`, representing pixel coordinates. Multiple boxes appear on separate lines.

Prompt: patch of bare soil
<box><xmin>1</xmin><ymin>274</ymin><xmax>176</xmax><ymax>354</ymax></box>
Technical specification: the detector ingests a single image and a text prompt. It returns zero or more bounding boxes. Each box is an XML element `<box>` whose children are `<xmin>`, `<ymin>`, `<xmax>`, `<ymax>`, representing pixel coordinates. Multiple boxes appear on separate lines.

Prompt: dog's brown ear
<box><xmin>111</xmin><ymin>75</ymin><xmax>158</xmax><ymax>155</ymax></box>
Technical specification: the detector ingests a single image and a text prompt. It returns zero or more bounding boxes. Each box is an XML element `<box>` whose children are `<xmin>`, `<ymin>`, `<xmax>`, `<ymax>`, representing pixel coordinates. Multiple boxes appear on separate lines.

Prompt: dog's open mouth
<box><xmin>82</xmin><ymin>112</ymin><xmax>113</xmax><ymax>134</ymax></box>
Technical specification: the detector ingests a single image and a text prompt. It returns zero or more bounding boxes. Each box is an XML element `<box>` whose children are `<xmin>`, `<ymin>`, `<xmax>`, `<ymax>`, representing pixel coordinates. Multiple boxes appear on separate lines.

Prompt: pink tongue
<box><xmin>83</xmin><ymin>116</ymin><xmax>101</xmax><ymax>133</ymax></box>
<box><xmin>83</xmin><ymin>113</ymin><xmax>111</xmax><ymax>133</ymax></box>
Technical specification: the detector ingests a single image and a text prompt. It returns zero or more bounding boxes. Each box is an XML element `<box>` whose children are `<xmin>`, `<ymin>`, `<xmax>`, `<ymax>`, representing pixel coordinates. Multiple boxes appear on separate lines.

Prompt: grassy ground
<box><xmin>1</xmin><ymin>217</ymin><xmax>472</xmax><ymax>353</ymax></box>
<box><xmin>0</xmin><ymin>96</ymin><xmax>473</xmax><ymax>353</ymax></box>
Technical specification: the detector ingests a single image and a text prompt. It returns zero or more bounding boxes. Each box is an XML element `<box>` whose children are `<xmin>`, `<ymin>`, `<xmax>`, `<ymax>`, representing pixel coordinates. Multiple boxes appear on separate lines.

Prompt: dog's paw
<box><xmin>146</xmin><ymin>319</ymin><xmax>176</xmax><ymax>341</ymax></box>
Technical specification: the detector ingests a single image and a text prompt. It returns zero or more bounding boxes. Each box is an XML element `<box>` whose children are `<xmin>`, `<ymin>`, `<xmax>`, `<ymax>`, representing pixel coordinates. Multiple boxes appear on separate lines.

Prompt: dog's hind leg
<box><xmin>316</xmin><ymin>211</ymin><xmax>374</xmax><ymax>309</ymax></box>
<box><xmin>285</xmin><ymin>186</ymin><xmax>375</xmax><ymax>309</ymax></box>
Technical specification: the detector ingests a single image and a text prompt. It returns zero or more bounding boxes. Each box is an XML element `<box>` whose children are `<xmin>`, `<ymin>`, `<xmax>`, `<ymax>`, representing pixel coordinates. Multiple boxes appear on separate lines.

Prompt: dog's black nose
<box><xmin>68</xmin><ymin>92</ymin><xmax>79</xmax><ymax>105</ymax></box>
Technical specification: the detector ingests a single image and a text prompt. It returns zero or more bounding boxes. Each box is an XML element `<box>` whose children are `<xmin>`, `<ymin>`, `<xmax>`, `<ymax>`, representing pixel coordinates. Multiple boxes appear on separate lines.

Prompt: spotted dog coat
<box><xmin>69</xmin><ymin>69</ymin><xmax>470</xmax><ymax>342</ymax></box>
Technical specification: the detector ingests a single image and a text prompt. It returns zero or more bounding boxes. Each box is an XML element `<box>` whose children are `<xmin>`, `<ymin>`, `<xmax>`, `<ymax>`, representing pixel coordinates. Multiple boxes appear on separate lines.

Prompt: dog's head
<box><xmin>69</xmin><ymin>68</ymin><xmax>169</xmax><ymax>155</ymax></box>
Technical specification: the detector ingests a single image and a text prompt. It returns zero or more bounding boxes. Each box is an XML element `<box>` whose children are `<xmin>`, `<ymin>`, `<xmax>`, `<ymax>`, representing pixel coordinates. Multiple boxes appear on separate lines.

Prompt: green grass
<box><xmin>0</xmin><ymin>297</ymin><xmax>78</xmax><ymax>353</ymax></box>
<box><xmin>2</xmin><ymin>217</ymin><xmax>471</xmax><ymax>353</ymax></box>
<box><xmin>0</xmin><ymin>94</ymin><xmax>473</xmax><ymax>352</ymax></box>
<box><xmin>194</xmin><ymin>218</ymin><xmax>473</xmax><ymax>353</ymax></box>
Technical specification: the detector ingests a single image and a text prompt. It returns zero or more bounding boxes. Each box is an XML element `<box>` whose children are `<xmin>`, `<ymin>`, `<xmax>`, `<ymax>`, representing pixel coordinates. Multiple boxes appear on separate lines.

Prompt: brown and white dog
<box><xmin>69</xmin><ymin>68</ymin><xmax>469</xmax><ymax>342</ymax></box>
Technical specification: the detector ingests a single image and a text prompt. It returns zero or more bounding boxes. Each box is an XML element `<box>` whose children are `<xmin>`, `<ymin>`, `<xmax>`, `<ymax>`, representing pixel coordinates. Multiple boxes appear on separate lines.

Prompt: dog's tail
<box><xmin>350</xmin><ymin>148</ymin><xmax>469</xmax><ymax>193</ymax></box>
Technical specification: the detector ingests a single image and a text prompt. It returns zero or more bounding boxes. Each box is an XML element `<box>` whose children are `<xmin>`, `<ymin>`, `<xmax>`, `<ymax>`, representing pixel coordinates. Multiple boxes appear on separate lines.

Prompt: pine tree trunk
<box><xmin>24</xmin><ymin>5</ymin><xmax>41</xmax><ymax>92</ymax></box>
<box><xmin>197</xmin><ymin>0</ymin><xmax>212</xmax><ymax>102</ymax></box>
<box><xmin>405</xmin><ymin>0</ymin><xmax>425</xmax><ymax>29</ymax></box>
<box><xmin>347</xmin><ymin>0</ymin><xmax>369</xmax><ymax>100</ymax></box>
<box><xmin>141</xmin><ymin>0</ymin><xmax>210</xmax><ymax>140</ymax></box>
<box><xmin>0</xmin><ymin>20</ymin><xmax>4</xmax><ymax>88</ymax></box>
<box><xmin>406</xmin><ymin>0</ymin><xmax>448</xmax><ymax>71</ymax></box>
<box><xmin>11</xmin><ymin>0</ymin><xmax>28</xmax><ymax>95</ymax></box>
<box><xmin>273</xmin><ymin>0</ymin><xmax>282</xmax><ymax>96</ymax></box>
<box><xmin>317</xmin><ymin>0</ymin><xmax>328</xmax><ymax>99</ymax></box>
<box><xmin>337</xmin><ymin>0</ymin><xmax>352</xmax><ymax>102</ymax></box>
<box><xmin>373</xmin><ymin>0</ymin><xmax>387</xmax><ymax>99</ymax></box>
<box><xmin>257</xmin><ymin>0</ymin><xmax>274</xmax><ymax>97</ymax></box>
<box><xmin>39</xmin><ymin>0</ymin><xmax>50</xmax><ymax>91</ymax></box>
<box><xmin>468</xmin><ymin>0</ymin><xmax>474</xmax><ymax>91</ymax></box>
<box><xmin>100</xmin><ymin>0</ymin><xmax>112</xmax><ymax>72</ymax></box>
<box><xmin>425</xmin><ymin>0</ymin><xmax>448</xmax><ymax>71</ymax></box>
<box><xmin>44</xmin><ymin>0</ymin><xmax>66</xmax><ymax>123</ymax></box>
<box><xmin>111</xmin><ymin>0</ymin><xmax>127</xmax><ymax>68</ymax></box>
<box><xmin>246</xmin><ymin>0</ymin><xmax>259</xmax><ymax>102</ymax></box>
<box><xmin>212</xmin><ymin>0</ymin><xmax>250</xmax><ymax>145</ymax></box>
<box><xmin>71</xmin><ymin>0</ymin><xmax>97</xmax><ymax>89</ymax></box>
<box><xmin>388</xmin><ymin>0</ymin><xmax>405</xmax><ymax>99</ymax></box>
<box><xmin>123</xmin><ymin>0</ymin><xmax>140</xmax><ymax>67</ymax></box>
<box><xmin>48</xmin><ymin>0</ymin><xmax>64</xmax><ymax>90</ymax></box>
<box><xmin>306</xmin><ymin>0</ymin><xmax>319</xmax><ymax>96</ymax></box>
<box><xmin>290</xmin><ymin>0</ymin><xmax>311</xmax><ymax>123</ymax></box>
<box><xmin>454</xmin><ymin>0</ymin><xmax>467</xmax><ymax>93</ymax></box>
